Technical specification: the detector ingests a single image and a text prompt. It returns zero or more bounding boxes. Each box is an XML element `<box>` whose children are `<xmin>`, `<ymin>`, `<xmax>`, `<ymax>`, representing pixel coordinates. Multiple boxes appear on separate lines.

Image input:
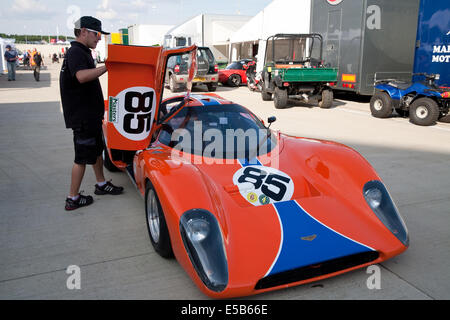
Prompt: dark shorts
<box><xmin>72</xmin><ymin>122</ymin><xmax>103</xmax><ymax>165</ymax></box>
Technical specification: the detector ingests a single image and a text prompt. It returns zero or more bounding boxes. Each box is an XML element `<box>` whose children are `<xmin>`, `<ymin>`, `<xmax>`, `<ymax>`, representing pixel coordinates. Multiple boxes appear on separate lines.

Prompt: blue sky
<box><xmin>0</xmin><ymin>0</ymin><xmax>274</xmax><ymax>36</ymax></box>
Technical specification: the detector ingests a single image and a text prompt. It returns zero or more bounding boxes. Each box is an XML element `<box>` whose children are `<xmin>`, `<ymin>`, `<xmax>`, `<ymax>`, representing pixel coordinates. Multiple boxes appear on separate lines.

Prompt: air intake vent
<box><xmin>255</xmin><ymin>251</ymin><xmax>379</xmax><ymax>290</ymax></box>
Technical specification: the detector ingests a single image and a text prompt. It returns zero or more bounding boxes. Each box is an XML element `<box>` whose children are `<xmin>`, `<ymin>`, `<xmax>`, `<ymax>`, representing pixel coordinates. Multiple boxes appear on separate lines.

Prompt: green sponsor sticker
<box><xmin>109</xmin><ymin>96</ymin><xmax>118</xmax><ymax>123</ymax></box>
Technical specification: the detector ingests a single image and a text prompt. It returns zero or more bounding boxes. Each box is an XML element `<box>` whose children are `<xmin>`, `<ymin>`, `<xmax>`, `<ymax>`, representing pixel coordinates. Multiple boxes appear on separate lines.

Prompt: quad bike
<box><xmin>370</xmin><ymin>73</ymin><xmax>450</xmax><ymax>126</ymax></box>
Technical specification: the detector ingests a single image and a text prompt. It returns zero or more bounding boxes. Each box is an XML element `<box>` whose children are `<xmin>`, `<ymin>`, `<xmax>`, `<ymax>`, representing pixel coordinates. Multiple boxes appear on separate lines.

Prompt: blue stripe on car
<box><xmin>191</xmin><ymin>94</ymin><xmax>221</xmax><ymax>106</ymax></box>
<box><xmin>266</xmin><ymin>200</ymin><xmax>375</xmax><ymax>276</ymax></box>
<box><xmin>238</xmin><ymin>158</ymin><xmax>262</xmax><ymax>167</ymax></box>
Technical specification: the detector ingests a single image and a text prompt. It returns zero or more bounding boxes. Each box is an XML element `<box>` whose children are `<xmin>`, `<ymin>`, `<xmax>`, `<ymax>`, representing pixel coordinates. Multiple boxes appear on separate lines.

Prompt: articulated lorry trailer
<box><xmin>412</xmin><ymin>0</ymin><xmax>450</xmax><ymax>87</ymax></box>
<box><xmin>311</xmin><ymin>0</ymin><xmax>421</xmax><ymax>95</ymax></box>
<box><xmin>311</xmin><ymin>0</ymin><xmax>449</xmax><ymax>95</ymax></box>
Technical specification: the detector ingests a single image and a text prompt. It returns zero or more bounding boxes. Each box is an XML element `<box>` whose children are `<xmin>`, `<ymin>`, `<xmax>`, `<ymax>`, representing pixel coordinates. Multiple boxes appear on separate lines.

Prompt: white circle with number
<box><xmin>111</xmin><ymin>86</ymin><xmax>156</xmax><ymax>141</ymax></box>
<box><xmin>232</xmin><ymin>165</ymin><xmax>294</xmax><ymax>206</ymax></box>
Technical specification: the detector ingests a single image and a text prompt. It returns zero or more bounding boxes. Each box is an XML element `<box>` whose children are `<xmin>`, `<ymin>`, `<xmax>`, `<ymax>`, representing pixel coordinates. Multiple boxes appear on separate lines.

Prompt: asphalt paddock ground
<box><xmin>0</xmin><ymin>63</ymin><xmax>449</xmax><ymax>300</ymax></box>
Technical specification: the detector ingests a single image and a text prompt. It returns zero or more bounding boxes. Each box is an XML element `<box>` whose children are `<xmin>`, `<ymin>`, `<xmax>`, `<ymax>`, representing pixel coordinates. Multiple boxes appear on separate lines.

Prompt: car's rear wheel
<box><xmin>274</xmin><ymin>87</ymin><xmax>288</xmax><ymax>109</ymax></box>
<box><xmin>169</xmin><ymin>75</ymin><xmax>179</xmax><ymax>93</ymax></box>
<box><xmin>409</xmin><ymin>97</ymin><xmax>440</xmax><ymax>126</ymax></box>
<box><xmin>207</xmin><ymin>83</ymin><xmax>217</xmax><ymax>92</ymax></box>
<box><xmin>145</xmin><ymin>181</ymin><xmax>173</xmax><ymax>258</ymax></box>
<box><xmin>227</xmin><ymin>74</ymin><xmax>241</xmax><ymax>87</ymax></box>
<box><xmin>102</xmin><ymin>134</ymin><xmax>119</xmax><ymax>172</ymax></box>
<box><xmin>370</xmin><ymin>91</ymin><xmax>393</xmax><ymax>118</ymax></box>
<box><xmin>318</xmin><ymin>89</ymin><xmax>333</xmax><ymax>109</ymax></box>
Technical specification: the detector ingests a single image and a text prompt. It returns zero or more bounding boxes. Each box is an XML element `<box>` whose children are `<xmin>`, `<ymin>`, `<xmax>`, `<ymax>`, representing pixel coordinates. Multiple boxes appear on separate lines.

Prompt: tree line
<box><xmin>0</xmin><ymin>33</ymin><xmax>75</xmax><ymax>43</ymax></box>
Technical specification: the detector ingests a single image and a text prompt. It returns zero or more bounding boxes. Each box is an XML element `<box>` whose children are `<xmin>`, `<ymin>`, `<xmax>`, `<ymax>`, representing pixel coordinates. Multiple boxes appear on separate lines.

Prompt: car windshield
<box><xmin>158</xmin><ymin>103</ymin><xmax>276</xmax><ymax>159</ymax></box>
<box><xmin>226</xmin><ymin>62</ymin><xmax>244</xmax><ymax>70</ymax></box>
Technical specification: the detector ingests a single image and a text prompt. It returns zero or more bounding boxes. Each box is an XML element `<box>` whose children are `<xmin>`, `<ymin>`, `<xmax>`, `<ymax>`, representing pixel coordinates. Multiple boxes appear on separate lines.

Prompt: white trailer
<box><xmin>96</xmin><ymin>35</ymin><xmax>106</xmax><ymax>63</ymax></box>
<box><xmin>128</xmin><ymin>24</ymin><xmax>174</xmax><ymax>46</ymax></box>
<box><xmin>164</xmin><ymin>14</ymin><xmax>251</xmax><ymax>64</ymax></box>
<box><xmin>229</xmin><ymin>0</ymin><xmax>312</xmax><ymax>71</ymax></box>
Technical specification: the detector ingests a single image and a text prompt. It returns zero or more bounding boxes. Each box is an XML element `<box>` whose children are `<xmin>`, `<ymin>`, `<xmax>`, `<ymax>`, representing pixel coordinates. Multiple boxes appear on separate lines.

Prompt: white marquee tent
<box><xmin>229</xmin><ymin>0</ymin><xmax>312</xmax><ymax>70</ymax></box>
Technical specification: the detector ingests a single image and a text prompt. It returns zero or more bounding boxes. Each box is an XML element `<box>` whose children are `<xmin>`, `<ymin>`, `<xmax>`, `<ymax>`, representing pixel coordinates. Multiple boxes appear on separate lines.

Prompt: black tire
<box><xmin>261</xmin><ymin>86</ymin><xmax>272</xmax><ymax>101</ymax></box>
<box><xmin>145</xmin><ymin>181</ymin><xmax>173</xmax><ymax>259</ymax></box>
<box><xmin>409</xmin><ymin>98</ymin><xmax>440</xmax><ymax>126</ymax></box>
<box><xmin>206</xmin><ymin>82</ymin><xmax>217</xmax><ymax>92</ymax></box>
<box><xmin>370</xmin><ymin>91</ymin><xmax>393</xmax><ymax>118</ymax></box>
<box><xmin>318</xmin><ymin>89</ymin><xmax>333</xmax><ymax>109</ymax></box>
<box><xmin>169</xmin><ymin>75</ymin><xmax>178</xmax><ymax>93</ymax></box>
<box><xmin>227</xmin><ymin>74</ymin><xmax>241</xmax><ymax>87</ymax></box>
<box><xmin>274</xmin><ymin>87</ymin><xmax>288</xmax><ymax>109</ymax></box>
<box><xmin>102</xmin><ymin>134</ymin><xmax>119</xmax><ymax>172</ymax></box>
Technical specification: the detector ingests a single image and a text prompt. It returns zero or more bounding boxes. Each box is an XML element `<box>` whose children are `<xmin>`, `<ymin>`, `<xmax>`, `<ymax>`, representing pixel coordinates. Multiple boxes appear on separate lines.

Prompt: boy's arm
<box><xmin>75</xmin><ymin>65</ymin><xmax>107</xmax><ymax>84</ymax></box>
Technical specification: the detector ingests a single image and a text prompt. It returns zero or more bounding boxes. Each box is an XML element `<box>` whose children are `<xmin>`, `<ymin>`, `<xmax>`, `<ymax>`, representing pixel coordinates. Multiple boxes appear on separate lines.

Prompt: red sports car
<box><xmin>103</xmin><ymin>45</ymin><xmax>409</xmax><ymax>298</ymax></box>
<box><xmin>219</xmin><ymin>59</ymin><xmax>253</xmax><ymax>87</ymax></box>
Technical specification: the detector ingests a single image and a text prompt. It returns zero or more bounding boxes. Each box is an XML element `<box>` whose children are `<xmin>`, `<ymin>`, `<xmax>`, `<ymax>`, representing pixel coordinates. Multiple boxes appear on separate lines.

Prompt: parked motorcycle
<box><xmin>246</xmin><ymin>61</ymin><xmax>262</xmax><ymax>92</ymax></box>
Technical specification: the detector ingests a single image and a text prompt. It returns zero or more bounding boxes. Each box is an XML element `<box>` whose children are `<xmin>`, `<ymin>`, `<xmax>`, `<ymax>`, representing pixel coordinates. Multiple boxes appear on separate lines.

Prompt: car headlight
<box><xmin>363</xmin><ymin>180</ymin><xmax>409</xmax><ymax>246</ymax></box>
<box><xmin>180</xmin><ymin>209</ymin><xmax>228</xmax><ymax>292</ymax></box>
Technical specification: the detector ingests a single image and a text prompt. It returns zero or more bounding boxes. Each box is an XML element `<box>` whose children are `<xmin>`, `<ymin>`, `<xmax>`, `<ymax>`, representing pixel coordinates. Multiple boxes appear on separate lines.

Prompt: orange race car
<box><xmin>102</xmin><ymin>44</ymin><xmax>409</xmax><ymax>298</ymax></box>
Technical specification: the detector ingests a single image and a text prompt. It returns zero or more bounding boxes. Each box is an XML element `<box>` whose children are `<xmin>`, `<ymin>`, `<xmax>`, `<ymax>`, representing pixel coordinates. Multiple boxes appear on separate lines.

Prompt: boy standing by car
<box><xmin>59</xmin><ymin>16</ymin><xmax>124</xmax><ymax>211</ymax></box>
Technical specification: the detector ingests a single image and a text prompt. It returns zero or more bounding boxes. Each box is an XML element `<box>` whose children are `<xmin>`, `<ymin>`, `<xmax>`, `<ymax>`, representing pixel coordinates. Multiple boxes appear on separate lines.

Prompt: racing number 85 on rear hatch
<box><xmin>109</xmin><ymin>86</ymin><xmax>156</xmax><ymax>141</ymax></box>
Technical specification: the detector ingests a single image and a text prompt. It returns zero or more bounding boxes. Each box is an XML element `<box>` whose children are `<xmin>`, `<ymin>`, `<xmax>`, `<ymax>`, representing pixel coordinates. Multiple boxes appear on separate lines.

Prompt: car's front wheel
<box><xmin>145</xmin><ymin>181</ymin><xmax>173</xmax><ymax>258</ymax></box>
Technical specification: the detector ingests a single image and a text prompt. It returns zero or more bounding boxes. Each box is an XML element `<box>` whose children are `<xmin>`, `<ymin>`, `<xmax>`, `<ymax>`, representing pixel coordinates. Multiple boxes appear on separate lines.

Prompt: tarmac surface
<box><xmin>0</xmin><ymin>62</ymin><xmax>449</xmax><ymax>300</ymax></box>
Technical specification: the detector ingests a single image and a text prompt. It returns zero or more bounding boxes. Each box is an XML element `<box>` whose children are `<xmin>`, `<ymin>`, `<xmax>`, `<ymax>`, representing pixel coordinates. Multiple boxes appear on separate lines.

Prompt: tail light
<box><xmin>214</xmin><ymin>64</ymin><xmax>218</xmax><ymax>73</ymax></box>
<box><xmin>174</xmin><ymin>65</ymin><xmax>180</xmax><ymax>73</ymax></box>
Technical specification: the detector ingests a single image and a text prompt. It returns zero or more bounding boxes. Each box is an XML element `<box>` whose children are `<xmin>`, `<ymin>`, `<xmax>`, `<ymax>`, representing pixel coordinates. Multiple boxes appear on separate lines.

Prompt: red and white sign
<box><xmin>327</xmin><ymin>0</ymin><xmax>343</xmax><ymax>5</ymax></box>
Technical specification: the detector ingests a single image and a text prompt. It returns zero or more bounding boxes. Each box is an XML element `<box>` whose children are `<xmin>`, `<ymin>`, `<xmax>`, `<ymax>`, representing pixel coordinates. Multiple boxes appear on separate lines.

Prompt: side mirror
<box><xmin>267</xmin><ymin>116</ymin><xmax>276</xmax><ymax>129</ymax></box>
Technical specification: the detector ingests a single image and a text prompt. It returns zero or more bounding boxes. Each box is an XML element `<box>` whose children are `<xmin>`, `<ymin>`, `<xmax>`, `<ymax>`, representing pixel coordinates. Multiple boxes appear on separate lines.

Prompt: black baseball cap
<box><xmin>74</xmin><ymin>16</ymin><xmax>110</xmax><ymax>35</ymax></box>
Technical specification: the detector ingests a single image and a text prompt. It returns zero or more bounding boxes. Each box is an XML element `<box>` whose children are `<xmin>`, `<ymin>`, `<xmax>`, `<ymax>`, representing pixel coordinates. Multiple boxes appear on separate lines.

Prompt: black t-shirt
<box><xmin>59</xmin><ymin>41</ymin><xmax>104</xmax><ymax>128</ymax></box>
<box><xmin>34</xmin><ymin>54</ymin><xmax>42</xmax><ymax>66</ymax></box>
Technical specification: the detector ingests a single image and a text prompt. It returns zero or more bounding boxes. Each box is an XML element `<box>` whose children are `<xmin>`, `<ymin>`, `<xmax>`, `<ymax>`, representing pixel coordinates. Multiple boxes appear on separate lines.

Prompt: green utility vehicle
<box><xmin>260</xmin><ymin>34</ymin><xmax>338</xmax><ymax>109</ymax></box>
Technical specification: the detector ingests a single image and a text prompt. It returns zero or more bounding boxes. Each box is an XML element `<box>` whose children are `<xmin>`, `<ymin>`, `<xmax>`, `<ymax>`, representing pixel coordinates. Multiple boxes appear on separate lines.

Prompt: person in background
<box><xmin>33</xmin><ymin>51</ymin><xmax>44</xmax><ymax>81</ymax></box>
<box><xmin>4</xmin><ymin>45</ymin><xmax>18</xmax><ymax>81</ymax></box>
<box><xmin>91</xmin><ymin>49</ymin><xmax>98</xmax><ymax>66</ymax></box>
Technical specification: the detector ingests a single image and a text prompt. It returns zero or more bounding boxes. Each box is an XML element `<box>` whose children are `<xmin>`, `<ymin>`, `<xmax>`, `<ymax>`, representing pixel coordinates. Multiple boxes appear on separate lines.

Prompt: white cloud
<box><xmin>96</xmin><ymin>8</ymin><xmax>117</xmax><ymax>20</ymax></box>
<box><xmin>100</xmin><ymin>0</ymin><xmax>110</xmax><ymax>10</ymax></box>
<box><xmin>96</xmin><ymin>0</ymin><xmax>117</xmax><ymax>20</ymax></box>
<box><xmin>11</xmin><ymin>0</ymin><xmax>48</xmax><ymax>13</ymax></box>
<box><xmin>131</xmin><ymin>0</ymin><xmax>147</xmax><ymax>8</ymax></box>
